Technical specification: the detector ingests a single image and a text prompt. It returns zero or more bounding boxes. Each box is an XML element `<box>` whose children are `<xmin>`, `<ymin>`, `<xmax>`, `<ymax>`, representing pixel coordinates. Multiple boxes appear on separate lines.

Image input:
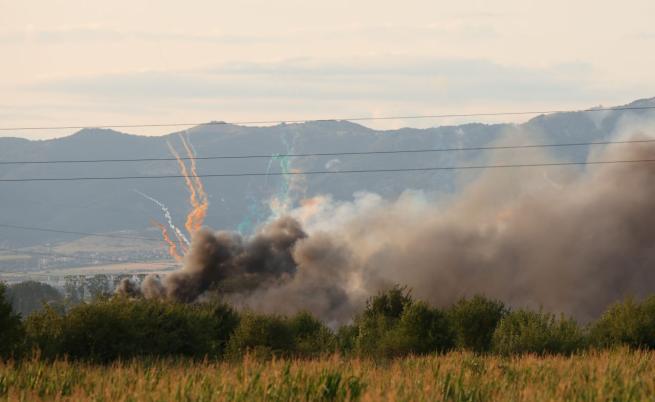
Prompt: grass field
<box><xmin>1</xmin><ymin>348</ymin><xmax>653</xmax><ymax>401</ymax></box>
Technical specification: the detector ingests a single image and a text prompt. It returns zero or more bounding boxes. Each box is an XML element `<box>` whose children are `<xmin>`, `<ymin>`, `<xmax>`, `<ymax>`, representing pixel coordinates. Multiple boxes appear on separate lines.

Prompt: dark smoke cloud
<box><xmin>119</xmin><ymin>134</ymin><xmax>655</xmax><ymax>325</ymax></box>
<box><xmin>118</xmin><ymin>216</ymin><xmax>306</xmax><ymax>302</ymax></box>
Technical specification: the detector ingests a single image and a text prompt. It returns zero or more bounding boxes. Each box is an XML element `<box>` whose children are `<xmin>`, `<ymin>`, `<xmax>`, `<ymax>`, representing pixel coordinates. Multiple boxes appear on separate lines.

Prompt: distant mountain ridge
<box><xmin>1</xmin><ymin>97</ymin><xmax>654</xmax><ymax>247</ymax></box>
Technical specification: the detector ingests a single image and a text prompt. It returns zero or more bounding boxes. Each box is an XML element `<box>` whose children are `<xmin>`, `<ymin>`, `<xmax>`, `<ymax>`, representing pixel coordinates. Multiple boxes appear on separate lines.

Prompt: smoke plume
<box><xmin>119</xmin><ymin>131</ymin><xmax>655</xmax><ymax>325</ymax></box>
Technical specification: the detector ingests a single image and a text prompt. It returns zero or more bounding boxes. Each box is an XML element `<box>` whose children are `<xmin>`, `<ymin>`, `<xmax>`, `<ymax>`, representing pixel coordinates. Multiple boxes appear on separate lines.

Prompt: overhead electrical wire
<box><xmin>1</xmin><ymin>138</ymin><xmax>654</xmax><ymax>165</ymax></box>
<box><xmin>1</xmin><ymin>158</ymin><xmax>655</xmax><ymax>182</ymax></box>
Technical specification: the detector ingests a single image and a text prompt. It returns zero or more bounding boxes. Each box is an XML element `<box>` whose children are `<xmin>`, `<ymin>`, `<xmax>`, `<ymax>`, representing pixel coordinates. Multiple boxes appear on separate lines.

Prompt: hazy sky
<box><xmin>2</xmin><ymin>0</ymin><xmax>655</xmax><ymax>139</ymax></box>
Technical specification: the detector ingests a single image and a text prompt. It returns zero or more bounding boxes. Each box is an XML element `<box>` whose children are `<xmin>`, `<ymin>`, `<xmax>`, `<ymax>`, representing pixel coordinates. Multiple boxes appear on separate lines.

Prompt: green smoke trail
<box><xmin>236</xmin><ymin>132</ymin><xmax>298</xmax><ymax>234</ymax></box>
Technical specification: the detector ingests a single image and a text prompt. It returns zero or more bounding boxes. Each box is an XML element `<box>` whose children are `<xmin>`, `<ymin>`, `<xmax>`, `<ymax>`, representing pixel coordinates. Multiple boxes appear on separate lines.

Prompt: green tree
<box><xmin>0</xmin><ymin>283</ymin><xmax>23</xmax><ymax>358</ymax></box>
<box><xmin>354</xmin><ymin>286</ymin><xmax>454</xmax><ymax>357</ymax></box>
<box><xmin>492</xmin><ymin>309</ymin><xmax>584</xmax><ymax>355</ymax></box>
<box><xmin>355</xmin><ymin>286</ymin><xmax>413</xmax><ymax>356</ymax></box>
<box><xmin>7</xmin><ymin>281</ymin><xmax>63</xmax><ymax>317</ymax></box>
<box><xmin>590</xmin><ymin>296</ymin><xmax>655</xmax><ymax>349</ymax></box>
<box><xmin>226</xmin><ymin>312</ymin><xmax>295</xmax><ymax>359</ymax></box>
<box><xmin>448</xmin><ymin>295</ymin><xmax>507</xmax><ymax>353</ymax></box>
<box><xmin>288</xmin><ymin>311</ymin><xmax>336</xmax><ymax>356</ymax></box>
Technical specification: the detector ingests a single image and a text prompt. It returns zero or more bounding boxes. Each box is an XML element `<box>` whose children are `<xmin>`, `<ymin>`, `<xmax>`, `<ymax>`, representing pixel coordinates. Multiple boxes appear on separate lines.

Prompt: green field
<box><xmin>1</xmin><ymin>349</ymin><xmax>653</xmax><ymax>401</ymax></box>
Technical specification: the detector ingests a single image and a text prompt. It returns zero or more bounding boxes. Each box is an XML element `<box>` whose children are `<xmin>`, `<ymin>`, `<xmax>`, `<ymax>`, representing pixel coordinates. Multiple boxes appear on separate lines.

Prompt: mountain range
<box><xmin>1</xmin><ymin>97</ymin><xmax>654</xmax><ymax>248</ymax></box>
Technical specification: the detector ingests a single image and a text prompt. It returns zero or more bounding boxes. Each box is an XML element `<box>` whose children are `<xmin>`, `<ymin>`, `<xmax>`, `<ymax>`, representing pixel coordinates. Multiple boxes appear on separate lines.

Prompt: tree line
<box><xmin>1</xmin><ymin>283</ymin><xmax>655</xmax><ymax>362</ymax></box>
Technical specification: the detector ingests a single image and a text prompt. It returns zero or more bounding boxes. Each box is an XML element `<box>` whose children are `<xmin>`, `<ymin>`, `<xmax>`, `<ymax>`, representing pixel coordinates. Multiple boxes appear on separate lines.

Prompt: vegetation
<box><xmin>4</xmin><ymin>281</ymin><xmax>655</xmax><ymax>363</ymax></box>
<box><xmin>5</xmin><ymin>281</ymin><xmax>63</xmax><ymax>317</ymax></box>
<box><xmin>491</xmin><ymin>309</ymin><xmax>585</xmax><ymax>355</ymax></box>
<box><xmin>347</xmin><ymin>286</ymin><xmax>452</xmax><ymax>358</ymax></box>
<box><xmin>1</xmin><ymin>349</ymin><xmax>654</xmax><ymax>401</ymax></box>
<box><xmin>590</xmin><ymin>296</ymin><xmax>655</xmax><ymax>349</ymax></box>
<box><xmin>448</xmin><ymin>295</ymin><xmax>507</xmax><ymax>352</ymax></box>
<box><xmin>2</xmin><ymin>281</ymin><xmax>655</xmax><ymax>399</ymax></box>
<box><xmin>0</xmin><ymin>284</ymin><xmax>22</xmax><ymax>359</ymax></box>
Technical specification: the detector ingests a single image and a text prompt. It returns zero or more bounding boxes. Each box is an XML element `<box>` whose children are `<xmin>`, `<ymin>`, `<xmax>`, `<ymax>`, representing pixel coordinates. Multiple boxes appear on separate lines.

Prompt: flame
<box><xmin>151</xmin><ymin>220</ymin><xmax>183</xmax><ymax>262</ymax></box>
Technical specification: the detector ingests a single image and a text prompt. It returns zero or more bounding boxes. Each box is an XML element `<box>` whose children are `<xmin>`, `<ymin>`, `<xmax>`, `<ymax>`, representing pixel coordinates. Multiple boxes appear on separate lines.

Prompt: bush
<box><xmin>448</xmin><ymin>295</ymin><xmax>507</xmax><ymax>353</ymax></box>
<box><xmin>354</xmin><ymin>288</ymin><xmax>453</xmax><ymax>357</ymax></box>
<box><xmin>383</xmin><ymin>302</ymin><xmax>453</xmax><ymax>356</ymax></box>
<box><xmin>6</xmin><ymin>281</ymin><xmax>64</xmax><ymax>318</ymax></box>
<box><xmin>226</xmin><ymin>312</ymin><xmax>295</xmax><ymax>358</ymax></box>
<box><xmin>362</xmin><ymin>285</ymin><xmax>412</xmax><ymax>320</ymax></box>
<box><xmin>354</xmin><ymin>287</ymin><xmax>414</xmax><ymax>356</ymax></box>
<box><xmin>336</xmin><ymin>324</ymin><xmax>358</xmax><ymax>356</ymax></box>
<box><xmin>0</xmin><ymin>283</ymin><xmax>23</xmax><ymax>358</ymax></box>
<box><xmin>24</xmin><ymin>298</ymin><xmax>235</xmax><ymax>362</ymax></box>
<box><xmin>24</xmin><ymin>305</ymin><xmax>65</xmax><ymax>359</ymax></box>
<box><xmin>288</xmin><ymin>311</ymin><xmax>336</xmax><ymax>356</ymax></box>
<box><xmin>589</xmin><ymin>296</ymin><xmax>655</xmax><ymax>349</ymax></box>
<box><xmin>492</xmin><ymin>309</ymin><xmax>584</xmax><ymax>355</ymax></box>
<box><xmin>208</xmin><ymin>302</ymin><xmax>241</xmax><ymax>354</ymax></box>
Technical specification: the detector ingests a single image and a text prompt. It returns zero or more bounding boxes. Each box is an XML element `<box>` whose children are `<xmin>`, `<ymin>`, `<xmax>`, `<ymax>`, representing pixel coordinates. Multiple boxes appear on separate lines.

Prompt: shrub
<box><xmin>381</xmin><ymin>302</ymin><xmax>453</xmax><ymax>356</ymax></box>
<box><xmin>362</xmin><ymin>285</ymin><xmax>412</xmax><ymax>320</ymax></box>
<box><xmin>208</xmin><ymin>302</ymin><xmax>241</xmax><ymax>354</ymax></box>
<box><xmin>6</xmin><ymin>281</ymin><xmax>64</xmax><ymax>318</ymax></box>
<box><xmin>24</xmin><ymin>305</ymin><xmax>65</xmax><ymax>359</ymax></box>
<box><xmin>0</xmin><ymin>283</ymin><xmax>23</xmax><ymax>358</ymax></box>
<box><xmin>226</xmin><ymin>312</ymin><xmax>295</xmax><ymax>358</ymax></box>
<box><xmin>336</xmin><ymin>324</ymin><xmax>358</xmax><ymax>356</ymax></box>
<box><xmin>24</xmin><ymin>298</ymin><xmax>227</xmax><ymax>362</ymax></box>
<box><xmin>288</xmin><ymin>311</ymin><xmax>336</xmax><ymax>356</ymax></box>
<box><xmin>354</xmin><ymin>288</ymin><xmax>453</xmax><ymax>357</ymax></box>
<box><xmin>354</xmin><ymin>286</ymin><xmax>414</xmax><ymax>356</ymax></box>
<box><xmin>492</xmin><ymin>309</ymin><xmax>584</xmax><ymax>355</ymax></box>
<box><xmin>448</xmin><ymin>295</ymin><xmax>507</xmax><ymax>353</ymax></box>
<box><xmin>589</xmin><ymin>296</ymin><xmax>655</xmax><ymax>349</ymax></box>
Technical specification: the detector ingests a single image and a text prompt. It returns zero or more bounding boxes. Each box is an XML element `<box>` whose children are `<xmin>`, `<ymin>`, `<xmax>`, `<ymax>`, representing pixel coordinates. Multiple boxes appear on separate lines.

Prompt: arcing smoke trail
<box><xmin>237</xmin><ymin>132</ymin><xmax>302</xmax><ymax>234</ymax></box>
<box><xmin>268</xmin><ymin>132</ymin><xmax>306</xmax><ymax>217</ymax></box>
<box><xmin>180</xmin><ymin>134</ymin><xmax>208</xmax><ymax>207</ymax></box>
<box><xmin>151</xmin><ymin>220</ymin><xmax>183</xmax><ymax>262</ymax></box>
<box><xmin>168</xmin><ymin>134</ymin><xmax>209</xmax><ymax>236</ymax></box>
<box><xmin>180</xmin><ymin>134</ymin><xmax>209</xmax><ymax>235</ymax></box>
<box><xmin>139</xmin><ymin>134</ymin><xmax>209</xmax><ymax>261</ymax></box>
<box><xmin>120</xmin><ymin>131</ymin><xmax>655</xmax><ymax>325</ymax></box>
<box><xmin>135</xmin><ymin>190</ymin><xmax>190</xmax><ymax>247</ymax></box>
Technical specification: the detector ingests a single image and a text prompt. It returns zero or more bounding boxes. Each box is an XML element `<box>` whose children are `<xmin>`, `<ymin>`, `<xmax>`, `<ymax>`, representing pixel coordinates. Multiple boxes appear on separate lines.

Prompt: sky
<box><xmin>1</xmin><ymin>0</ymin><xmax>655</xmax><ymax>139</ymax></box>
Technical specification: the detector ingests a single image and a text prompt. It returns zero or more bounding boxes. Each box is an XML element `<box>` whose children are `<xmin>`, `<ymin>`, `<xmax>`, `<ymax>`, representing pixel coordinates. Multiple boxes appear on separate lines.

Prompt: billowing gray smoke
<box><xmin>119</xmin><ymin>134</ymin><xmax>655</xmax><ymax>325</ymax></box>
<box><xmin>119</xmin><ymin>216</ymin><xmax>306</xmax><ymax>302</ymax></box>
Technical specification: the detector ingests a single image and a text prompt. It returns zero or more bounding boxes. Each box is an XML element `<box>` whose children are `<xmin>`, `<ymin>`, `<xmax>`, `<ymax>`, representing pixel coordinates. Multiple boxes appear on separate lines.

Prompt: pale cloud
<box><xmin>0</xmin><ymin>26</ymin><xmax>275</xmax><ymax>45</ymax></box>
<box><xmin>31</xmin><ymin>58</ymin><xmax>600</xmax><ymax>103</ymax></box>
<box><xmin>1</xmin><ymin>0</ymin><xmax>655</xmax><ymax>138</ymax></box>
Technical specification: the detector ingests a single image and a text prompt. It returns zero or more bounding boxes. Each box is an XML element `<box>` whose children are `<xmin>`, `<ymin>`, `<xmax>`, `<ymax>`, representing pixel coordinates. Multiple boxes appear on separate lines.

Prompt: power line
<box><xmin>1</xmin><ymin>158</ymin><xmax>654</xmax><ymax>182</ymax></box>
<box><xmin>1</xmin><ymin>105</ymin><xmax>654</xmax><ymax>132</ymax></box>
<box><xmin>0</xmin><ymin>223</ymin><xmax>162</xmax><ymax>242</ymax></box>
<box><xmin>1</xmin><ymin>138</ymin><xmax>654</xmax><ymax>165</ymax></box>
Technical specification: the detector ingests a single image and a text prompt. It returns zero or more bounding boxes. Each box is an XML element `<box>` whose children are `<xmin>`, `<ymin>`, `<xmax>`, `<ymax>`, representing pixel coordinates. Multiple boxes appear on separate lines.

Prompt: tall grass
<box><xmin>0</xmin><ymin>349</ymin><xmax>653</xmax><ymax>401</ymax></box>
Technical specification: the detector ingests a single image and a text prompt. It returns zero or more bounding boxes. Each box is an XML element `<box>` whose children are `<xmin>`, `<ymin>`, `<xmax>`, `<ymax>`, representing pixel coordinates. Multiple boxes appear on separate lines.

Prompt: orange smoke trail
<box><xmin>151</xmin><ymin>220</ymin><xmax>183</xmax><ymax>262</ymax></box>
<box><xmin>167</xmin><ymin>141</ymin><xmax>202</xmax><ymax>236</ymax></box>
<box><xmin>180</xmin><ymin>134</ymin><xmax>208</xmax><ymax>204</ymax></box>
<box><xmin>178</xmin><ymin>134</ymin><xmax>209</xmax><ymax>235</ymax></box>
